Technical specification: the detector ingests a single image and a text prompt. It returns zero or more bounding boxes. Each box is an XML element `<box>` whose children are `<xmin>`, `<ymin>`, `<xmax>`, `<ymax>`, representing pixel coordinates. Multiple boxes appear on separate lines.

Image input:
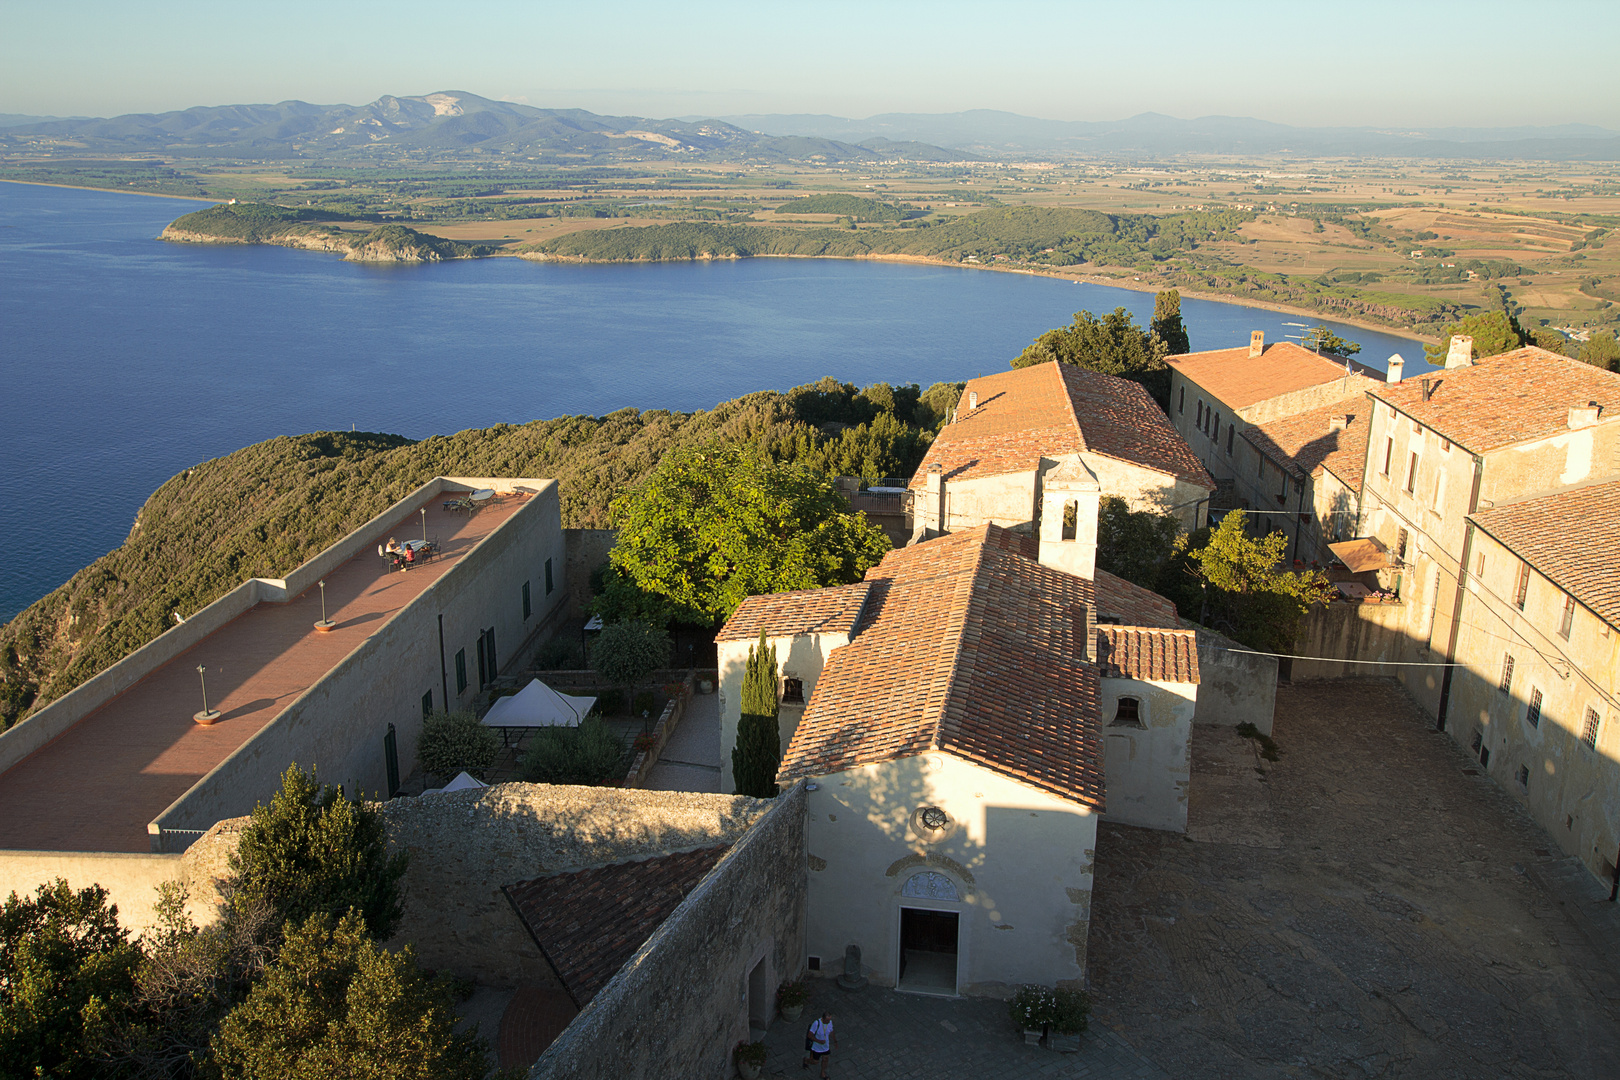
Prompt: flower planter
<box><xmin>736</xmin><ymin>1061</ymin><xmax>762</xmax><ymax>1080</ymax></box>
<box><xmin>1046</xmin><ymin>1030</ymin><xmax>1081</xmax><ymax>1053</ymax></box>
<box><xmin>1023</xmin><ymin>1027</ymin><xmax>1045</xmax><ymax>1046</ymax></box>
<box><xmin>780</xmin><ymin>1002</ymin><xmax>803</xmax><ymax>1023</ymax></box>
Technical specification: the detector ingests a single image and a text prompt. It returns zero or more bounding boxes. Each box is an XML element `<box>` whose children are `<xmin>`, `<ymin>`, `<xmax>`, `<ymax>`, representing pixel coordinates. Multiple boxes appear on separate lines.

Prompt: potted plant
<box><xmin>1008</xmin><ymin>984</ymin><xmax>1055</xmax><ymax>1046</ymax></box>
<box><xmin>778</xmin><ymin>977</ymin><xmax>809</xmax><ymax>1022</ymax></box>
<box><xmin>1045</xmin><ymin>987</ymin><xmax>1091</xmax><ymax>1052</ymax></box>
<box><xmin>733</xmin><ymin>1039</ymin><xmax>767</xmax><ymax>1079</ymax></box>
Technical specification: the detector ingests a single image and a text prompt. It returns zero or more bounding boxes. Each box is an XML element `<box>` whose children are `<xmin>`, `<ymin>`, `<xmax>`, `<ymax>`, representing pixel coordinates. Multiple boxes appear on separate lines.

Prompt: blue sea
<box><xmin>0</xmin><ymin>181</ymin><xmax>1431</xmax><ymax>621</ymax></box>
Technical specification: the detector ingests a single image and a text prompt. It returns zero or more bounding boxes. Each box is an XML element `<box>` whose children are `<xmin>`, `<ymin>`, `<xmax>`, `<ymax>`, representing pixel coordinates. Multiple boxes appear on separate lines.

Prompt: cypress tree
<box><xmin>732</xmin><ymin>630</ymin><xmax>781</xmax><ymax>797</ymax></box>
<box><xmin>1150</xmin><ymin>289</ymin><xmax>1191</xmax><ymax>356</ymax></box>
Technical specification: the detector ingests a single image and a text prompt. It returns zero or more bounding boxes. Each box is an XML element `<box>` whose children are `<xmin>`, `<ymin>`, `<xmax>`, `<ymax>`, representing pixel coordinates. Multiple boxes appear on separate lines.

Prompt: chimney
<box><xmin>924</xmin><ymin>462</ymin><xmax>946</xmax><ymax>536</ymax></box>
<box><xmin>1327</xmin><ymin>414</ymin><xmax>1350</xmax><ymax>433</ymax></box>
<box><xmin>1421</xmin><ymin>378</ymin><xmax>1437</xmax><ymax>402</ymax></box>
<box><xmin>1249</xmin><ymin>330</ymin><xmax>1265</xmax><ymax>358</ymax></box>
<box><xmin>967</xmin><ymin>390</ymin><xmax>978</xmax><ymax>411</ymax></box>
<box><xmin>1568</xmin><ymin>401</ymin><xmax>1601</xmax><ymax>430</ymax></box>
<box><xmin>1445</xmin><ymin>335</ymin><xmax>1474</xmax><ymax>368</ymax></box>
<box><xmin>1385</xmin><ymin>354</ymin><xmax>1405</xmax><ymax>383</ymax></box>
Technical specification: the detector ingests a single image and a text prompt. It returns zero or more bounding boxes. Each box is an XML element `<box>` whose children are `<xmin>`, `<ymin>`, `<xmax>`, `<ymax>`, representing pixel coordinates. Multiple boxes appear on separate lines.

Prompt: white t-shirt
<box><xmin>809</xmin><ymin>1018</ymin><xmax>833</xmax><ymax>1053</ymax></box>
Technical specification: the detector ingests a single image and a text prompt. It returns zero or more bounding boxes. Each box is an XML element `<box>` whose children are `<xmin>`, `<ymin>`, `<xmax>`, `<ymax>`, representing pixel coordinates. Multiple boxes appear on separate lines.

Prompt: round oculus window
<box><xmin>919</xmin><ymin>806</ymin><xmax>949</xmax><ymax>831</ymax></box>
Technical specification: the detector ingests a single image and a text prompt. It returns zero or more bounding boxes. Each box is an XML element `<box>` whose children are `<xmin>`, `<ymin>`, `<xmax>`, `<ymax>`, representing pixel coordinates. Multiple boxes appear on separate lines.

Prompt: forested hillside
<box><xmin>0</xmin><ymin>379</ymin><xmax>960</xmax><ymax>727</ymax></box>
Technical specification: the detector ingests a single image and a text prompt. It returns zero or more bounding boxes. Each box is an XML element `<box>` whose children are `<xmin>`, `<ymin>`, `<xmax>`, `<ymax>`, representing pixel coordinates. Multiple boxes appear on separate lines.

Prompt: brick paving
<box><xmin>1087</xmin><ymin>679</ymin><xmax>1620</xmax><ymax>1080</ymax></box>
<box><xmin>757</xmin><ymin>978</ymin><xmax>1166</xmax><ymax>1080</ymax></box>
<box><xmin>0</xmin><ymin>495</ymin><xmax>527</xmax><ymax>852</ymax></box>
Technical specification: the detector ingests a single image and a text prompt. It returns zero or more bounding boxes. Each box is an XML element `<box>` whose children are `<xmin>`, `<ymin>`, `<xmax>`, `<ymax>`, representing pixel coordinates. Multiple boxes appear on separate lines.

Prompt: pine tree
<box><xmin>732</xmin><ymin>630</ymin><xmax>781</xmax><ymax>797</ymax></box>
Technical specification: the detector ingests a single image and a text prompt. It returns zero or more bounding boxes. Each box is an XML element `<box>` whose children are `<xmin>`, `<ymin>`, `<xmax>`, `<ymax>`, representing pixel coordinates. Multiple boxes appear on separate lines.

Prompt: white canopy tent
<box><xmin>424</xmin><ymin>771</ymin><xmax>487</xmax><ymax>795</ymax></box>
<box><xmin>482</xmin><ymin>678</ymin><xmax>597</xmax><ymax>732</ymax></box>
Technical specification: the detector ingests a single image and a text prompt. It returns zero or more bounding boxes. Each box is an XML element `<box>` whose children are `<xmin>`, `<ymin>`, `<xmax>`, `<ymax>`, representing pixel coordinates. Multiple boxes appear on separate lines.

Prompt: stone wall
<box><xmin>1193</xmin><ymin>627</ymin><xmax>1280</xmax><ymax>735</ymax></box>
<box><xmin>563</xmin><ymin>528</ymin><xmax>616</xmax><ymax>617</ymax></box>
<box><xmin>531</xmin><ymin>783</ymin><xmax>808</xmax><ymax>1080</ymax></box>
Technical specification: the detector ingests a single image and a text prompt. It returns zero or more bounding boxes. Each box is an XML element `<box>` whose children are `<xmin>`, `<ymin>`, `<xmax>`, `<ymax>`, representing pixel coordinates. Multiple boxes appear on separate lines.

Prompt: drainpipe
<box><xmin>1289</xmin><ymin>472</ymin><xmax>1307</xmax><ymax>565</ymax></box>
<box><xmin>1434</xmin><ymin>453</ymin><xmax>1484</xmax><ymax>731</ymax></box>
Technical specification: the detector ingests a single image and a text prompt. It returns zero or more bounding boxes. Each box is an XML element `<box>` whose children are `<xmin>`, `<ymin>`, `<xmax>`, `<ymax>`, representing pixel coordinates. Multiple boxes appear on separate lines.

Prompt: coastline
<box><xmin>0</xmin><ymin>177</ymin><xmax>216</xmax><ymax>201</ymax></box>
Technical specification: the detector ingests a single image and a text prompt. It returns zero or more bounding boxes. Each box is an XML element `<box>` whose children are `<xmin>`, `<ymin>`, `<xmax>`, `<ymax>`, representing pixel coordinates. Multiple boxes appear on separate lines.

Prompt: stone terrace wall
<box><xmin>531</xmin><ymin>782</ymin><xmax>808</xmax><ymax>1080</ymax></box>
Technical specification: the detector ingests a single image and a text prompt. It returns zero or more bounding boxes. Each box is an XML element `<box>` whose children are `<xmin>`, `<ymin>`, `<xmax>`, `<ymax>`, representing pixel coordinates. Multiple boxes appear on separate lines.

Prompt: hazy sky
<box><xmin>5</xmin><ymin>0</ymin><xmax>1618</xmax><ymax>128</ymax></box>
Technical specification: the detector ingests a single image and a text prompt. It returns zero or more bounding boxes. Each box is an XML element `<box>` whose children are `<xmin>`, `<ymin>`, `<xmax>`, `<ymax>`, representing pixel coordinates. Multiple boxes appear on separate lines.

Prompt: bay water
<box><xmin>0</xmin><ymin>181</ymin><xmax>1429</xmax><ymax>620</ymax></box>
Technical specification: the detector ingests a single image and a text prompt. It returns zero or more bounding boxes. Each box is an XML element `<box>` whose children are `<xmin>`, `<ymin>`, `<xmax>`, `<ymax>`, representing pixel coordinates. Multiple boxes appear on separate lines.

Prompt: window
<box><xmin>522</xmin><ymin>580</ymin><xmax>531</xmax><ymax>620</ymax></box>
<box><xmin>1111</xmin><ymin>697</ymin><xmax>1142</xmax><ymax>726</ymax></box>
<box><xmin>421</xmin><ymin>690</ymin><xmax>433</xmax><ymax>719</ymax></box>
<box><xmin>1196</xmin><ymin>399</ymin><xmax>1203</xmax><ymax>427</ymax></box>
<box><xmin>782</xmin><ymin>677</ymin><xmax>804</xmax><ymax>704</ymax></box>
<box><xmin>1178</xmin><ymin>386</ymin><xmax>1185</xmax><ymax>414</ymax></box>
<box><xmin>1395</xmin><ymin>528</ymin><xmax>1408</xmax><ymax>562</ymax></box>
<box><xmin>1226</xmin><ymin>425</ymin><xmax>1234</xmax><ymax>455</ymax></box>
<box><xmin>1212</xmin><ymin>413</ymin><xmax>1220</xmax><ymax>441</ymax></box>
<box><xmin>383</xmin><ymin>724</ymin><xmax>399</xmax><ymax>799</ymax></box>
<box><xmin>1559</xmin><ymin>594</ymin><xmax>1575</xmax><ymax>639</ymax></box>
<box><xmin>455</xmin><ymin>648</ymin><xmax>467</xmax><ymax>693</ymax></box>
<box><xmin>1514</xmin><ymin>562</ymin><xmax>1530</xmax><ymax>610</ymax></box>
<box><xmin>1526</xmin><ymin>688</ymin><xmax>1542</xmax><ymax>728</ymax></box>
<box><xmin>1405</xmin><ymin>451</ymin><xmax>1419</xmax><ymax>494</ymax></box>
<box><xmin>1474</xmin><ymin>551</ymin><xmax>1485</xmax><ymax>579</ymax></box>
<box><xmin>1516</xmin><ymin>764</ymin><xmax>1529</xmax><ymax>789</ymax></box>
<box><xmin>1470</xmin><ymin>729</ymin><xmax>1482</xmax><ymax>753</ymax></box>
<box><xmin>1581</xmin><ymin>707</ymin><xmax>1601</xmax><ymax>749</ymax></box>
<box><xmin>545</xmin><ymin>557</ymin><xmax>554</xmax><ymax>595</ymax></box>
<box><xmin>1440</xmin><ymin>438</ymin><xmax>1452</xmax><ymax>453</ymax></box>
<box><xmin>1279</xmin><ymin>473</ymin><xmax>1289</xmax><ymax>500</ymax></box>
<box><xmin>1382</xmin><ymin>436</ymin><xmax>1394</xmax><ymax>476</ymax></box>
<box><xmin>1430</xmin><ymin>470</ymin><xmax>1446</xmax><ymax>512</ymax></box>
<box><xmin>1061</xmin><ymin>499</ymin><xmax>1078</xmax><ymax>541</ymax></box>
<box><xmin>1499</xmin><ymin>653</ymin><xmax>1515</xmax><ymax>694</ymax></box>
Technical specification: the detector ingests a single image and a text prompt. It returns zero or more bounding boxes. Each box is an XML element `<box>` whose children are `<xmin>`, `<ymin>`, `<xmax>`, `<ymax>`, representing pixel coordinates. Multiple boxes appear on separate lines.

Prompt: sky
<box><xmin>5</xmin><ymin>0</ymin><xmax>1619</xmax><ymax>129</ymax></box>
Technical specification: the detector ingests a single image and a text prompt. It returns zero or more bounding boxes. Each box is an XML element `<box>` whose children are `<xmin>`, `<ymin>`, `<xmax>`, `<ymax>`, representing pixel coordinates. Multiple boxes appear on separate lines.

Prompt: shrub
<box><xmin>535</xmin><ymin>635</ymin><xmax>584</xmax><ymax>669</ymax></box>
<box><xmin>733</xmin><ymin>1040</ymin><xmax>768</xmax><ymax>1067</ymax></box>
<box><xmin>1050</xmin><ymin>987</ymin><xmax>1091</xmax><ymax>1036</ymax></box>
<box><xmin>592</xmin><ymin>621</ymin><xmax>672</xmax><ymax>700</ymax></box>
<box><xmin>228</xmin><ymin>765</ymin><xmax>409</xmax><ymax>941</ymax></box>
<box><xmin>1008</xmin><ymin>984</ymin><xmax>1057</xmax><ymax>1031</ymax></box>
<box><xmin>211</xmin><ymin>912</ymin><xmax>486</xmax><ymax>1080</ymax></box>
<box><xmin>518</xmin><ymin>717</ymin><xmax>627</xmax><ymax>785</ymax></box>
<box><xmin>0</xmin><ymin>879</ymin><xmax>140</xmax><ymax>1080</ymax></box>
<box><xmin>593</xmin><ymin>689</ymin><xmax>625</xmax><ymax>716</ymax></box>
<box><xmin>415</xmin><ymin>710</ymin><xmax>500</xmax><ymax>782</ymax></box>
<box><xmin>777</xmin><ymin>978</ymin><xmax>809</xmax><ymax>1008</ymax></box>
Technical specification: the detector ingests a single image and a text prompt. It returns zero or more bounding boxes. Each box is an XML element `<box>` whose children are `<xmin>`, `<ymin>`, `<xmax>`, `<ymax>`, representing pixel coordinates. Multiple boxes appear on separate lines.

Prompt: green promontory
<box><xmin>773</xmin><ymin>194</ymin><xmax>905</xmax><ymax>222</ymax></box>
<box><xmin>162</xmin><ymin>202</ymin><xmax>492</xmax><ymax>263</ymax></box>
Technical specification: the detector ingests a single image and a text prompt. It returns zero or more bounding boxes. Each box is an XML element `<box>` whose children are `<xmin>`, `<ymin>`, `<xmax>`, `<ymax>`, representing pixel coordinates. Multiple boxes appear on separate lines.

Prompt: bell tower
<box><xmin>1037</xmin><ymin>456</ymin><xmax>1101</xmax><ymax>581</ymax></box>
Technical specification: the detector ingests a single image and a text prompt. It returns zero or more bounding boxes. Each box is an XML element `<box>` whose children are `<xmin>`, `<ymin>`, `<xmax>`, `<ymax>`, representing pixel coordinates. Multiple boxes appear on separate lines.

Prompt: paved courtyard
<box><xmin>1088</xmin><ymin>679</ymin><xmax>1620</xmax><ymax>1079</ymax></box>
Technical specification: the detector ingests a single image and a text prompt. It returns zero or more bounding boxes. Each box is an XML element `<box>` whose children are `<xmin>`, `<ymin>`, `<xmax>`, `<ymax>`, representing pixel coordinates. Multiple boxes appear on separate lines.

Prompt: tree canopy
<box><xmin>591</xmin><ymin>620</ymin><xmax>673</xmax><ymax>695</ymax></box>
<box><xmin>1301</xmin><ymin>324</ymin><xmax>1361</xmax><ymax>356</ymax></box>
<box><xmin>1422</xmin><ymin>309</ymin><xmax>1528</xmax><ymax>364</ymax></box>
<box><xmin>1011</xmin><ymin>300</ymin><xmax>1175</xmax><ymax>407</ymax></box>
<box><xmin>1095</xmin><ymin>497</ymin><xmax>1183</xmax><ymax>593</ymax></box>
<box><xmin>608</xmin><ymin>445</ymin><xmax>890</xmax><ymax>625</ymax></box>
<box><xmin>1150</xmin><ymin>288</ymin><xmax>1190</xmax><ymax>355</ymax></box>
<box><xmin>228</xmin><ymin>765</ymin><xmax>409</xmax><ymax>942</ymax></box>
<box><xmin>1579</xmin><ymin>330</ymin><xmax>1620</xmax><ymax>371</ymax></box>
<box><xmin>732</xmin><ymin>631</ymin><xmax>781</xmax><ymax>798</ymax></box>
<box><xmin>1190</xmin><ymin>511</ymin><xmax>1331</xmax><ymax>653</ymax></box>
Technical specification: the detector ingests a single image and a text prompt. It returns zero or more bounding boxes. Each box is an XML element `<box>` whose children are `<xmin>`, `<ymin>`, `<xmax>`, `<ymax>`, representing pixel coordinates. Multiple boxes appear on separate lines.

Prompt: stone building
<box><xmin>1166</xmin><ymin>332</ymin><xmax>1384</xmax><ymax>551</ymax></box>
<box><xmin>905</xmin><ymin>360</ymin><xmax>1214</xmax><ymax>537</ymax></box>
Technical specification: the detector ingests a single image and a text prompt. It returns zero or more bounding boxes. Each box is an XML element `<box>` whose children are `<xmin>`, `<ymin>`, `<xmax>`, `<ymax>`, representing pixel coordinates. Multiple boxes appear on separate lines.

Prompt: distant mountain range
<box><xmin>4</xmin><ymin>92</ymin><xmax>1618</xmax><ymax>162</ymax></box>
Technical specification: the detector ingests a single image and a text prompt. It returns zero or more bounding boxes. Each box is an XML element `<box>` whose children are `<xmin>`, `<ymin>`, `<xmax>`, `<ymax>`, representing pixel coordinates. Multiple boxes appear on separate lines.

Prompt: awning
<box><xmin>1329</xmin><ymin>537</ymin><xmax>1392</xmax><ymax>573</ymax></box>
<box><xmin>482</xmin><ymin>678</ymin><xmax>597</xmax><ymax>729</ymax></box>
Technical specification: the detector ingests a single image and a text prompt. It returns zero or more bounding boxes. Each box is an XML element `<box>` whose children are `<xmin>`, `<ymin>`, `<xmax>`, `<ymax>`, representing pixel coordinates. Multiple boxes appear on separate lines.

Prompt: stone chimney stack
<box><xmin>1328</xmin><ymin>414</ymin><xmax>1350</xmax><ymax>433</ymax></box>
<box><xmin>1036</xmin><ymin>456</ymin><xmax>1101</xmax><ymax>582</ymax></box>
<box><xmin>1445</xmin><ymin>335</ymin><xmax>1474</xmax><ymax>368</ymax></box>
<box><xmin>967</xmin><ymin>390</ymin><xmax>978</xmax><ymax>412</ymax></box>
<box><xmin>1385</xmin><ymin>354</ymin><xmax>1405</xmax><ymax>383</ymax></box>
<box><xmin>1568</xmin><ymin>401</ymin><xmax>1601</xmax><ymax>430</ymax></box>
<box><xmin>924</xmin><ymin>462</ymin><xmax>946</xmax><ymax>537</ymax></box>
<box><xmin>1249</xmin><ymin>330</ymin><xmax>1265</xmax><ymax>358</ymax></box>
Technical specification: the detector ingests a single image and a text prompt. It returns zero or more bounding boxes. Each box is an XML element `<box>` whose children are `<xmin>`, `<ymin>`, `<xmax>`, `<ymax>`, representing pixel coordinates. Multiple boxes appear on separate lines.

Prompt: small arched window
<box><xmin>1111</xmin><ymin>697</ymin><xmax>1142</xmax><ymax>727</ymax></box>
<box><xmin>1061</xmin><ymin>499</ymin><xmax>1078</xmax><ymax>541</ymax></box>
<box><xmin>782</xmin><ymin>677</ymin><xmax>804</xmax><ymax>704</ymax></box>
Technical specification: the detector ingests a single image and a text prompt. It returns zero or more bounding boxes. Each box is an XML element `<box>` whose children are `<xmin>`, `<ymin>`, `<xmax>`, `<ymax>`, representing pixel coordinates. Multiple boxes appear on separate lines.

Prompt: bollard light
<box><xmin>314</xmin><ymin>579</ymin><xmax>335</xmax><ymax>632</ymax></box>
<box><xmin>193</xmin><ymin>664</ymin><xmax>221</xmax><ymax>725</ymax></box>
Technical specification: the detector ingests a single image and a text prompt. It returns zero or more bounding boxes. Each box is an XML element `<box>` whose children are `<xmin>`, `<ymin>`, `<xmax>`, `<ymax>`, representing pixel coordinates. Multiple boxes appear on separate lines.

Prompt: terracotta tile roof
<box><xmin>1094</xmin><ymin>569</ymin><xmax>1181</xmax><ymax>628</ymax></box>
<box><xmin>908</xmin><ymin>362</ymin><xmax>1212</xmax><ymax>490</ymax></box>
<box><xmin>717</xmin><ymin>581</ymin><xmax>873</xmax><ymax>642</ymax></box>
<box><xmin>1243</xmin><ymin>402</ymin><xmax>1372</xmax><ymax>493</ymax></box>
<box><xmin>1167</xmin><ymin>341</ymin><xmax>1378</xmax><ymax>411</ymax></box>
<box><xmin>504</xmin><ymin>844</ymin><xmax>730</xmax><ymax>1008</ymax></box>
<box><xmin>776</xmin><ymin>525</ymin><xmax>1105</xmax><ymax>808</ymax></box>
<box><xmin>1371</xmin><ymin>346</ymin><xmax>1620</xmax><ymax>453</ymax></box>
<box><xmin>1094</xmin><ymin>625</ymin><xmax>1200</xmax><ymax>683</ymax></box>
<box><xmin>1469</xmin><ymin>479</ymin><xmax>1620</xmax><ymax>627</ymax></box>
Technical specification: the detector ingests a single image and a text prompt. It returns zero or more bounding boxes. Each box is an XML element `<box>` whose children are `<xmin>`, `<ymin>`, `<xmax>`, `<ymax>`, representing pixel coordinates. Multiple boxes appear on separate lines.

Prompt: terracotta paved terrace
<box><xmin>0</xmin><ymin>495</ymin><xmax>528</xmax><ymax>853</ymax></box>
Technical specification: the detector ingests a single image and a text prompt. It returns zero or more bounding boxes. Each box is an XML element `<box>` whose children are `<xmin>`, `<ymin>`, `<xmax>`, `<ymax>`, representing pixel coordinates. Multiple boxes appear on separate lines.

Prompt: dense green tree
<box><xmin>1301</xmin><ymin>324</ymin><xmax>1361</xmax><ymax>356</ymax></box>
<box><xmin>608</xmin><ymin>445</ymin><xmax>890</xmax><ymax>624</ymax></box>
<box><xmin>732</xmin><ymin>631</ymin><xmax>781</xmax><ymax>798</ymax></box>
<box><xmin>591</xmin><ymin>620</ymin><xmax>673</xmax><ymax>715</ymax></box>
<box><xmin>1095</xmin><ymin>497</ymin><xmax>1183</xmax><ymax>592</ymax></box>
<box><xmin>1530</xmin><ymin>327</ymin><xmax>1570</xmax><ymax>355</ymax></box>
<box><xmin>1011</xmin><ymin>307</ymin><xmax>1172</xmax><ymax>408</ymax></box>
<box><xmin>414</xmin><ymin>711</ymin><xmax>500</xmax><ymax>783</ymax></box>
<box><xmin>211</xmin><ymin>913</ymin><xmax>486</xmax><ymax>1080</ymax></box>
<box><xmin>518</xmin><ymin>716</ymin><xmax>626</xmax><ymax>785</ymax></box>
<box><xmin>0</xmin><ymin>879</ymin><xmax>140</xmax><ymax>1080</ymax></box>
<box><xmin>1149</xmin><ymin>289</ymin><xmax>1191</xmax><ymax>355</ymax></box>
<box><xmin>1422</xmin><ymin>309</ymin><xmax>1528</xmax><ymax>364</ymax></box>
<box><xmin>228</xmin><ymin>765</ymin><xmax>409</xmax><ymax>942</ymax></box>
<box><xmin>1191</xmin><ymin>511</ymin><xmax>1331</xmax><ymax>653</ymax></box>
<box><xmin>1579</xmin><ymin>330</ymin><xmax>1620</xmax><ymax>371</ymax></box>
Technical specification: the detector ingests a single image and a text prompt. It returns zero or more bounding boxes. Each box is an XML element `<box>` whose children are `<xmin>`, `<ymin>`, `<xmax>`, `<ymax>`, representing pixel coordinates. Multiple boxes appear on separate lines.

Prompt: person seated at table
<box><xmin>383</xmin><ymin>538</ymin><xmax>407</xmax><ymax>570</ymax></box>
